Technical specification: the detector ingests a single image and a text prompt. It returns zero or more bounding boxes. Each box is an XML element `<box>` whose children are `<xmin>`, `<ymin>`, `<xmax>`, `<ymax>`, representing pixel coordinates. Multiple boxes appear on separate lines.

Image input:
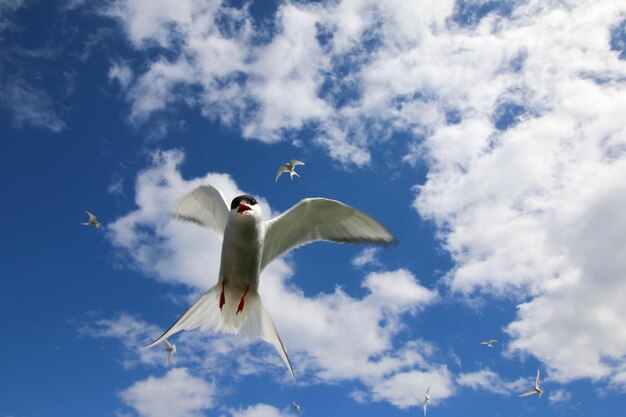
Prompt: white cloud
<box><xmin>229</xmin><ymin>404</ymin><xmax>294</xmax><ymax>417</ymax></box>
<box><xmin>109</xmin><ymin>62</ymin><xmax>134</xmax><ymax>89</ymax></box>
<box><xmin>351</xmin><ymin>247</ymin><xmax>381</xmax><ymax>268</ymax></box>
<box><xmin>0</xmin><ymin>76</ymin><xmax>66</xmax><ymax>132</ymax></box>
<box><xmin>120</xmin><ymin>368</ymin><xmax>215</xmax><ymax>417</ymax></box>
<box><xmin>548</xmin><ymin>389</ymin><xmax>571</xmax><ymax>404</ymax></box>
<box><xmin>457</xmin><ymin>369</ymin><xmax>526</xmax><ymax>396</ymax></box>
<box><xmin>370</xmin><ymin>367</ymin><xmax>454</xmax><ymax>409</ymax></box>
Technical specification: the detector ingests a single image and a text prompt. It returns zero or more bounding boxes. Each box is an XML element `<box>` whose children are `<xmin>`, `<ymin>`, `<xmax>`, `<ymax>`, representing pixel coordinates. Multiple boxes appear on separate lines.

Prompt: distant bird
<box><xmin>143</xmin><ymin>185</ymin><xmax>396</xmax><ymax>381</ymax></box>
<box><xmin>572</xmin><ymin>401</ymin><xmax>581</xmax><ymax>411</ymax></box>
<box><xmin>81</xmin><ymin>210</ymin><xmax>101</xmax><ymax>228</ymax></box>
<box><xmin>518</xmin><ymin>369</ymin><xmax>544</xmax><ymax>398</ymax></box>
<box><xmin>162</xmin><ymin>338</ymin><xmax>176</xmax><ymax>366</ymax></box>
<box><xmin>292</xmin><ymin>401</ymin><xmax>302</xmax><ymax>413</ymax></box>
<box><xmin>424</xmin><ymin>385</ymin><xmax>431</xmax><ymax>416</ymax></box>
<box><xmin>275</xmin><ymin>159</ymin><xmax>305</xmax><ymax>182</ymax></box>
<box><xmin>479</xmin><ymin>339</ymin><xmax>497</xmax><ymax>347</ymax></box>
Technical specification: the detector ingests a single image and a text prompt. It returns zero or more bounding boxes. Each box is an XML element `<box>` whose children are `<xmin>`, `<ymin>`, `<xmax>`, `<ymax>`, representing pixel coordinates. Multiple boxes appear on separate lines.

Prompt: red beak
<box><xmin>237</xmin><ymin>202</ymin><xmax>251</xmax><ymax>214</ymax></box>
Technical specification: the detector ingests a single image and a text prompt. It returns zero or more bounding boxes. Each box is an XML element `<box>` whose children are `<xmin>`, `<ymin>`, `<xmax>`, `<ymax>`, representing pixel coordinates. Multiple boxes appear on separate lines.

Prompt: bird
<box><xmin>81</xmin><ymin>210</ymin><xmax>101</xmax><ymax>228</ymax></box>
<box><xmin>143</xmin><ymin>185</ymin><xmax>397</xmax><ymax>380</ymax></box>
<box><xmin>292</xmin><ymin>401</ymin><xmax>302</xmax><ymax>413</ymax></box>
<box><xmin>424</xmin><ymin>385</ymin><xmax>431</xmax><ymax>416</ymax></box>
<box><xmin>275</xmin><ymin>159</ymin><xmax>305</xmax><ymax>182</ymax></box>
<box><xmin>571</xmin><ymin>401</ymin><xmax>581</xmax><ymax>411</ymax></box>
<box><xmin>162</xmin><ymin>338</ymin><xmax>176</xmax><ymax>366</ymax></box>
<box><xmin>479</xmin><ymin>339</ymin><xmax>497</xmax><ymax>347</ymax></box>
<box><xmin>518</xmin><ymin>369</ymin><xmax>544</xmax><ymax>398</ymax></box>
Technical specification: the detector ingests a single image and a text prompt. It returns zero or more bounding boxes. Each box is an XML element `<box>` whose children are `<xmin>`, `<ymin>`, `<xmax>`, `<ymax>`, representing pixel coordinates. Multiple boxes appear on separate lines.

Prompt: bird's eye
<box><xmin>250</xmin><ymin>198</ymin><xmax>257</xmax><ymax>205</ymax></box>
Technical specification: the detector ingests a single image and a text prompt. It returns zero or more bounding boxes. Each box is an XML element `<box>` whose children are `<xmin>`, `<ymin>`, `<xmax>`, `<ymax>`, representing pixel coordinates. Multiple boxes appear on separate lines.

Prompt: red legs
<box><xmin>237</xmin><ymin>284</ymin><xmax>250</xmax><ymax>314</ymax></box>
<box><xmin>219</xmin><ymin>281</ymin><xmax>226</xmax><ymax>310</ymax></box>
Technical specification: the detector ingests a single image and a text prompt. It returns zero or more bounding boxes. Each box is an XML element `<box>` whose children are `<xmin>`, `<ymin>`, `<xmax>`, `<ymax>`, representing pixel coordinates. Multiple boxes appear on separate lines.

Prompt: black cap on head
<box><xmin>230</xmin><ymin>195</ymin><xmax>258</xmax><ymax>210</ymax></box>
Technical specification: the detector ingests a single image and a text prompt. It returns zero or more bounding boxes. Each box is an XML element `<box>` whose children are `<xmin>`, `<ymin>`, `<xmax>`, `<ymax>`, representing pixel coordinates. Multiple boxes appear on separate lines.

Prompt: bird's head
<box><xmin>230</xmin><ymin>195</ymin><xmax>262</xmax><ymax>219</ymax></box>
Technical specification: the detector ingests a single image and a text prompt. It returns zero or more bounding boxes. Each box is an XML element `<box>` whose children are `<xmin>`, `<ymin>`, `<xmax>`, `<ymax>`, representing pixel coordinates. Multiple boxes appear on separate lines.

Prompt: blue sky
<box><xmin>2</xmin><ymin>0</ymin><xmax>626</xmax><ymax>416</ymax></box>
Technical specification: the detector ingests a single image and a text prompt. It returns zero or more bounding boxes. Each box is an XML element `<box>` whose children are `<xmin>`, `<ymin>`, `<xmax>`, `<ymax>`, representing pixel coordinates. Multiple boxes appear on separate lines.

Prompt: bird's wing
<box><xmin>170</xmin><ymin>185</ymin><xmax>229</xmax><ymax>237</ymax></box>
<box><xmin>423</xmin><ymin>400</ymin><xmax>428</xmax><ymax>416</ymax></box>
<box><xmin>518</xmin><ymin>389</ymin><xmax>536</xmax><ymax>397</ymax></box>
<box><xmin>85</xmin><ymin>211</ymin><xmax>97</xmax><ymax>221</ymax></box>
<box><xmin>290</xmin><ymin>160</ymin><xmax>305</xmax><ymax>166</ymax></box>
<box><xmin>536</xmin><ymin>369</ymin><xmax>541</xmax><ymax>386</ymax></box>
<box><xmin>275</xmin><ymin>166</ymin><xmax>288</xmax><ymax>182</ymax></box>
<box><xmin>427</xmin><ymin>385</ymin><xmax>431</xmax><ymax>395</ymax></box>
<box><xmin>261</xmin><ymin>198</ymin><xmax>397</xmax><ymax>270</ymax></box>
<box><xmin>480</xmin><ymin>341</ymin><xmax>487</xmax><ymax>345</ymax></box>
<box><xmin>167</xmin><ymin>349</ymin><xmax>173</xmax><ymax>365</ymax></box>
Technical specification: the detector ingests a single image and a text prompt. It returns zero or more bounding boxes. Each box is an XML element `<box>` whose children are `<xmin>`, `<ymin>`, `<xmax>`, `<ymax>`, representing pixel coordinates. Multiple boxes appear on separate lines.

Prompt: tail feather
<box><xmin>143</xmin><ymin>284</ymin><xmax>295</xmax><ymax>380</ymax></box>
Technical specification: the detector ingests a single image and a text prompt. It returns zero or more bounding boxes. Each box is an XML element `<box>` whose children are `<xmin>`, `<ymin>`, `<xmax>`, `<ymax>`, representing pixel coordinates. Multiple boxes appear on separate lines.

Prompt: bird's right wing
<box><xmin>170</xmin><ymin>185</ymin><xmax>230</xmax><ymax>237</ymax></box>
<box><xmin>290</xmin><ymin>160</ymin><xmax>305</xmax><ymax>166</ymax></box>
<box><xmin>261</xmin><ymin>198</ymin><xmax>397</xmax><ymax>271</ymax></box>
<box><xmin>85</xmin><ymin>211</ymin><xmax>97</xmax><ymax>221</ymax></box>
<box><xmin>518</xmin><ymin>389</ymin><xmax>536</xmax><ymax>397</ymax></box>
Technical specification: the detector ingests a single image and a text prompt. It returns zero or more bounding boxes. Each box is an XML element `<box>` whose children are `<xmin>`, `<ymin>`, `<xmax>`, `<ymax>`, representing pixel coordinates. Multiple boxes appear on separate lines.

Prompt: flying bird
<box><xmin>81</xmin><ymin>210</ymin><xmax>101</xmax><ymax>228</ymax></box>
<box><xmin>143</xmin><ymin>185</ymin><xmax>396</xmax><ymax>380</ymax></box>
<box><xmin>275</xmin><ymin>159</ymin><xmax>305</xmax><ymax>182</ymax></box>
<box><xmin>571</xmin><ymin>401</ymin><xmax>581</xmax><ymax>411</ymax></box>
<box><xmin>479</xmin><ymin>339</ymin><xmax>497</xmax><ymax>347</ymax></box>
<box><xmin>424</xmin><ymin>385</ymin><xmax>431</xmax><ymax>416</ymax></box>
<box><xmin>292</xmin><ymin>401</ymin><xmax>302</xmax><ymax>413</ymax></box>
<box><xmin>162</xmin><ymin>338</ymin><xmax>176</xmax><ymax>366</ymax></box>
<box><xmin>518</xmin><ymin>369</ymin><xmax>544</xmax><ymax>398</ymax></box>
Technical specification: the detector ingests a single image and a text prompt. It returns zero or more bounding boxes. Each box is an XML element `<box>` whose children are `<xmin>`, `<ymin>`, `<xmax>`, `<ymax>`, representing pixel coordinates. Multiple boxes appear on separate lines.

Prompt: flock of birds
<box><xmin>81</xmin><ymin>159</ymin><xmax>564</xmax><ymax>415</ymax></box>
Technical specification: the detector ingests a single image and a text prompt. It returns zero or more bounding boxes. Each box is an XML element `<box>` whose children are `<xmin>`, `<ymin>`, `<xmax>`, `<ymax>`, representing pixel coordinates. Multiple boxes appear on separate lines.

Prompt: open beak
<box><xmin>237</xmin><ymin>202</ymin><xmax>251</xmax><ymax>214</ymax></box>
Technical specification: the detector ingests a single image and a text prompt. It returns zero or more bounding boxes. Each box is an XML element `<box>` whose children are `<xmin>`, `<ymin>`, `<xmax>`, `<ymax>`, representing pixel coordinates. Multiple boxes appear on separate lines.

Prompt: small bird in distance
<box><xmin>276</xmin><ymin>160</ymin><xmax>305</xmax><ymax>182</ymax></box>
<box><xmin>518</xmin><ymin>369</ymin><xmax>544</xmax><ymax>398</ymax></box>
<box><xmin>424</xmin><ymin>384</ymin><xmax>431</xmax><ymax>416</ymax></box>
<box><xmin>81</xmin><ymin>211</ymin><xmax>101</xmax><ymax>228</ymax></box>
<box><xmin>479</xmin><ymin>339</ymin><xmax>497</xmax><ymax>347</ymax></box>
<box><xmin>292</xmin><ymin>401</ymin><xmax>302</xmax><ymax>413</ymax></box>
<box><xmin>162</xmin><ymin>338</ymin><xmax>176</xmax><ymax>366</ymax></box>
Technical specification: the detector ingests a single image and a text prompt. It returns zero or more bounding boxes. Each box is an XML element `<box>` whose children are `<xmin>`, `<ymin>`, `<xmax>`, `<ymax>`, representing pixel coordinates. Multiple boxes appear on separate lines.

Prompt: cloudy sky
<box><xmin>2</xmin><ymin>0</ymin><xmax>626</xmax><ymax>416</ymax></box>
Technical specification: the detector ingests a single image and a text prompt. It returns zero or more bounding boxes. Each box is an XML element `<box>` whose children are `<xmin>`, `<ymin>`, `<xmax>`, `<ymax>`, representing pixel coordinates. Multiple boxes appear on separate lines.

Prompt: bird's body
<box><xmin>292</xmin><ymin>401</ymin><xmax>302</xmax><ymax>413</ymax></box>
<box><xmin>81</xmin><ymin>210</ymin><xmax>101</xmax><ymax>228</ymax></box>
<box><xmin>144</xmin><ymin>185</ymin><xmax>396</xmax><ymax>380</ymax></box>
<box><xmin>424</xmin><ymin>385</ymin><xmax>431</xmax><ymax>416</ymax></box>
<box><xmin>276</xmin><ymin>159</ymin><xmax>304</xmax><ymax>182</ymax></box>
<box><xmin>162</xmin><ymin>338</ymin><xmax>176</xmax><ymax>366</ymax></box>
<box><xmin>480</xmin><ymin>339</ymin><xmax>497</xmax><ymax>347</ymax></box>
<box><xmin>519</xmin><ymin>369</ymin><xmax>544</xmax><ymax>398</ymax></box>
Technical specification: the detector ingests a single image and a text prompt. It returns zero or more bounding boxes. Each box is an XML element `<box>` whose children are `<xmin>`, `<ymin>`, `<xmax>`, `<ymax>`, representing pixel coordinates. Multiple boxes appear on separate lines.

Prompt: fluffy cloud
<box><xmin>103</xmin><ymin>0</ymin><xmax>626</xmax><ymax>393</ymax></box>
<box><xmin>119</xmin><ymin>368</ymin><xmax>215</xmax><ymax>417</ymax></box>
<box><xmin>229</xmin><ymin>404</ymin><xmax>295</xmax><ymax>417</ymax></box>
<box><xmin>457</xmin><ymin>369</ymin><xmax>526</xmax><ymax>396</ymax></box>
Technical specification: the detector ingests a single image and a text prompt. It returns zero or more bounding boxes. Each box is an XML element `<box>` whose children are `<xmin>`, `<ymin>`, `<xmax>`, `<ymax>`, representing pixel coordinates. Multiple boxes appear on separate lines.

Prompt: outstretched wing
<box><xmin>290</xmin><ymin>159</ymin><xmax>305</xmax><ymax>166</ymax></box>
<box><xmin>85</xmin><ymin>210</ymin><xmax>97</xmax><ymax>221</ymax></box>
<box><xmin>261</xmin><ymin>198</ymin><xmax>397</xmax><ymax>271</ymax></box>
<box><xmin>170</xmin><ymin>185</ymin><xmax>230</xmax><ymax>237</ymax></box>
<box><xmin>535</xmin><ymin>369</ymin><xmax>541</xmax><ymax>387</ymax></box>
<box><xmin>275</xmin><ymin>166</ymin><xmax>288</xmax><ymax>182</ymax></box>
<box><xmin>518</xmin><ymin>389</ymin><xmax>537</xmax><ymax>397</ymax></box>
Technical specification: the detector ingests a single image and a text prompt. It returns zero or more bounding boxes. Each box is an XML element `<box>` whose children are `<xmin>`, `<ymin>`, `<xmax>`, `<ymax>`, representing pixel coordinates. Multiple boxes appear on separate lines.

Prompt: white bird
<box><xmin>81</xmin><ymin>210</ymin><xmax>101</xmax><ymax>228</ymax></box>
<box><xmin>479</xmin><ymin>339</ymin><xmax>497</xmax><ymax>347</ymax></box>
<box><xmin>292</xmin><ymin>401</ymin><xmax>302</xmax><ymax>413</ymax></box>
<box><xmin>572</xmin><ymin>401</ymin><xmax>581</xmax><ymax>411</ymax></box>
<box><xmin>424</xmin><ymin>385</ymin><xmax>431</xmax><ymax>416</ymax></box>
<box><xmin>518</xmin><ymin>369</ymin><xmax>544</xmax><ymax>398</ymax></box>
<box><xmin>275</xmin><ymin>160</ymin><xmax>305</xmax><ymax>182</ymax></box>
<box><xmin>143</xmin><ymin>185</ymin><xmax>396</xmax><ymax>380</ymax></box>
<box><xmin>162</xmin><ymin>338</ymin><xmax>176</xmax><ymax>366</ymax></box>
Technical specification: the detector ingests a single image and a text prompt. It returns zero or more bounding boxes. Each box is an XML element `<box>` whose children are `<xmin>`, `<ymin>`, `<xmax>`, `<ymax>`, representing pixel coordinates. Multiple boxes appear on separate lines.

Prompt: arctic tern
<box><xmin>518</xmin><ymin>369</ymin><xmax>544</xmax><ymax>398</ymax></box>
<box><xmin>275</xmin><ymin>160</ymin><xmax>305</xmax><ymax>182</ymax></box>
<box><xmin>143</xmin><ymin>185</ymin><xmax>396</xmax><ymax>380</ymax></box>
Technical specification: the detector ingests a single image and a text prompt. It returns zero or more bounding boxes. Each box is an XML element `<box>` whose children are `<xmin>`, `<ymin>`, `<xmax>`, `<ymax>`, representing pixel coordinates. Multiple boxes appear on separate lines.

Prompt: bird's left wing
<box><xmin>290</xmin><ymin>160</ymin><xmax>305</xmax><ymax>166</ymax></box>
<box><xmin>261</xmin><ymin>198</ymin><xmax>397</xmax><ymax>271</ymax></box>
<box><xmin>518</xmin><ymin>389</ymin><xmax>536</xmax><ymax>397</ymax></box>
<box><xmin>170</xmin><ymin>185</ymin><xmax>230</xmax><ymax>237</ymax></box>
<box><xmin>535</xmin><ymin>369</ymin><xmax>541</xmax><ymax>386</ymax></box>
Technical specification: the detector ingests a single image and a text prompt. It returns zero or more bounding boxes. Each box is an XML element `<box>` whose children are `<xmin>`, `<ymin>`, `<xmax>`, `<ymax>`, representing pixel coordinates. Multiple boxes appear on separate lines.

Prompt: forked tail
<box><xmin>143</xmin><ymin>283</ymin><xmax>295</xmax><ymax>380</ymax></box>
